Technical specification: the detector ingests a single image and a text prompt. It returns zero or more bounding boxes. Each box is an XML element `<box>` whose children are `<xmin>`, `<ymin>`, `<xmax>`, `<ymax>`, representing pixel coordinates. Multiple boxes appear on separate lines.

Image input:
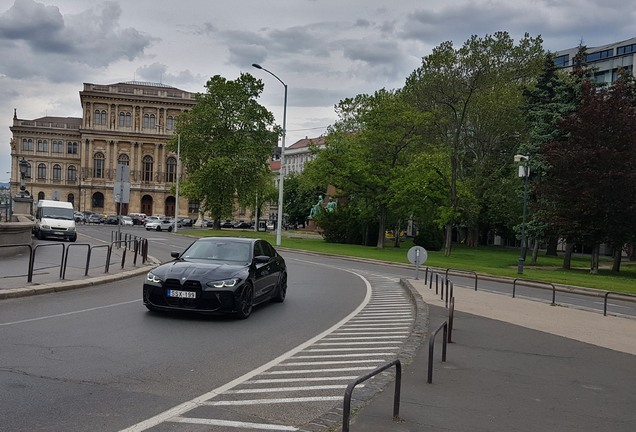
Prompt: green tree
<box><xmin>537</xmin><ymin>75</ymin><xmax>636</xmax><ymax>273</ymax></box>
<box><xmin>170</xmin><ymin>73</ymin><xmax>280</xmax><ymax>229</ymax></box>
<box><xmin>305</xmin><ymin>89</ymin><xmax>433</xmax><ymax>248</ymax></box>
<box><xmin>282</xmin><ymin>171</ymin><xmax>326</xmax><ymax>227</ymax></box>
<box><xmin>404</xmin><ymin>32</ymin><xmax>545</xmax><ymax>256</ymax></box>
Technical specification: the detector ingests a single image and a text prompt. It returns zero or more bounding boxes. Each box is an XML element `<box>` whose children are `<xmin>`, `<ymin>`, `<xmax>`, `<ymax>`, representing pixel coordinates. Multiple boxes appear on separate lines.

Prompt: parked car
<box><xmin>130</xmin><ymin>215</ymin><xmax>146</xmax><ymax>225</ymax></box>
<box><xmin>178</xmin><ymin>218</ymin><xmax>193</xmax><ymax>227</ymax></box>
<box><xmin>88</xmin><ymin>214</ymin><xmax>103</xmax><ymax>224</ymax></box>
<box><xmin>145</xmin><ymin>218</ymin><xmax>174</xmax><ymax>232</ymax></box>
<box><xmin>74</xmin><ymin>211</ymin><xmax>86</xmax><ymax>223</ymax></box>
<box><xmin>105</xmin><ymin>215</ymin><xmax>120</xmax><ymax>225</ymax></box>
<box><xmin>142</xmin><ymin>236</ymin><xmax>287</xmax><ymax>318</ymax></box>
<box><xmin>221</xmin><ymin>221</ymin><xmax>234</xmax><ymax>228</ymax></box>
<box><xmin>120</xmin><ymin>216</ymin><xmax>133</xmax><ymax>226</ymax></box>
<box><xmin>234</xmin><ymin>221</ymin><xmax>251</xmax><ymax>229</ymax></box>
<box><xmin>204</xmin><ymin>220</ymin><xmax>215</xmax><ymax>227</ymax></box>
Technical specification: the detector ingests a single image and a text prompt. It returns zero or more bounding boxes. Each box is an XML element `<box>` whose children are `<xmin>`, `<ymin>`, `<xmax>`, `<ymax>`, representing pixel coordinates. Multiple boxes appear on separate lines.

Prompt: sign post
<box><xmin>407</xmin><ymin>246</ymin><xmax>428</xmax><ymax>280</ymax></box>
<box><xmin>114</xmin><ymin>164</ymin><xmax>130</xmax><ymax>242</ymax></box>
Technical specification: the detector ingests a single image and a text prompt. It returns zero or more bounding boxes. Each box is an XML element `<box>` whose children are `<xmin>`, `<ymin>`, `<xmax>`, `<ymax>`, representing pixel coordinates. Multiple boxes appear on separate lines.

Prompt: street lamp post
<box><xmin>252</xmin><ymin>63</ymin><xmax>287</xmax><ymax>247</ymax></box>
<box><xmin>515</xmin><ymin>153</ymin><xmax>530</xmax><ymax>275</ymax></box>
<box><xmin>18</xmin><ymin>157</ymin><xmax>28</xmax><ymax>197</ymax></box>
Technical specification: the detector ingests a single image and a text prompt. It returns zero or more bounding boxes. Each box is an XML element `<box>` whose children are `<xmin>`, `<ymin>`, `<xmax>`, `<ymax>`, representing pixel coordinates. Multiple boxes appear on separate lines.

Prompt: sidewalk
<box><xmin>0</xmin><ymin>241</ymin><xmax>157</xmax><ymax>299</ymax></box>
<box><xmin>349</xmin><ymin>279</ymin><xmax>636</xmax><ymax>431</ymax></box>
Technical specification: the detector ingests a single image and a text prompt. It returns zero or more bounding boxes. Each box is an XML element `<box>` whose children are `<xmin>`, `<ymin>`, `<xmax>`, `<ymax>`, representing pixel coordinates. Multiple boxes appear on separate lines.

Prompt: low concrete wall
<box><xmin>0</xmin><ymin>215</ymin><xmax>34</xmax><ymax>258</ymax></box>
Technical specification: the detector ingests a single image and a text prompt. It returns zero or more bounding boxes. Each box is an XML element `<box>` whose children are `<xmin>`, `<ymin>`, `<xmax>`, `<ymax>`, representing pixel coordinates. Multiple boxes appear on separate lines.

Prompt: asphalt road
<box><xmin>1</xmin><ymin>225</ymin><xmax>413</xmax><ymax>431</ymax></box>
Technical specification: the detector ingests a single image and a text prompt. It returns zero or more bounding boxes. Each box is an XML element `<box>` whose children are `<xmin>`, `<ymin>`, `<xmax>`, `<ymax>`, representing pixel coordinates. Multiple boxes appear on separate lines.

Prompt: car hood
<box><xmin>153</xmin><ymin>260</ymin><xmax>248</xmax><ymax>282</ymax></box>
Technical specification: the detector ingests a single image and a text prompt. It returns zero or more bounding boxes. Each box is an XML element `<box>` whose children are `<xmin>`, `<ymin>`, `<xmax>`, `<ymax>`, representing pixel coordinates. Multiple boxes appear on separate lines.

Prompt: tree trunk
<box><xmin>612</xmin><ymin>246</ymin><xmax>622</xmax><ymax>273</ymax></box>
<box><xmin>376</xmin><ymin>204</ymin><xmax>386</xmax><ymax>249</ymax></box>
<box><xmin>590</xmin><ymin>243</ymin><xmax>600</xmax><ymax>274</ymax></box>
<box><xmin>563</xmin><ymin>242</ymin><xmax>573</xmax><ymax>269</ymax></box>
<box><xmin>444</xmin><ymin>223</ymin><xmax>453</xmax><ymax>256</ymax></box>
<box><xmin>394</xmin><ymin>222</ymin><xmax>400</xmax><ymax>248</ymax></box>
<box><xmin>531</xmin><ymin>238</ymin><xmax>540</xmax><ymax>265</ymax></box>
<box><xmin>545</xmin><ymin>236</ymin><xmax>558</xmax><ymax>256</ymax></box>
<box><xmin>466</xmin><ymin>223</ymin><xmax>479</xmax><ymax>247</ymax></box>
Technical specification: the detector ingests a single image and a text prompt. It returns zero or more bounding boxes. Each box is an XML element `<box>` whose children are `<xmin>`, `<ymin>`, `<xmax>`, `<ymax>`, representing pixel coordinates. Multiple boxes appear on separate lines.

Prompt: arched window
<box><xmin>150</xmin><ymin>114</ymin><xmax>156</xmax><ymax>129</ymax></box>
<box><xmin>23</xmin><ymin>139</ymin><xmax>33</xmax><ymax>151</ymax></box>
<box><xmin>38</xmin><ymin>191</ymin><xmax>45</xmax><ymax>201</ymax></box>
<box><xmin>53</xmin><ymin>141</ymin><xmax>62</xmax><ymax>153</ymax></box>
<box><xmin>67</xmin><ymin>193</ymin><xmax>74</xmax><ymax>207</ymax></box>
<box><xmin>25</xmin><ymin>162</ymin><xmax>31</xmax><ymax>178</ymax></box>
<box><xmin>119</xmin><ymin>112</ymin><xmax>125</xmax><ymax>126</ymax></box>
<box><xmin>167</xmin><ymin>116</ymin><xmax>173</xmax><ymax>130</ymax></box>
<box><xmin>166</xmin><ymin>157</ymin><xmax>177</xmax><ymax>182</ymax></box>
<box><xmin>92</xmin><ymin>192</ymin><xmax>104</xmax><ymax>208</ymax></box>
<box><xmin>93</xmin><ymin>152</ymin><xmax>105</xmax><ymax>178</ymax></box>
<box><xmin>126</xmin><ymin>112</ymin><xmax>131</xmax><ymax>127</ymax></box>
<box><xmin>53</xmin><ymin>164</ymin><xmax>61</xmax><ymax>180</ymax></box>
<box><xmin>101</xmin><ymin>110</ymin><xmax>107</xmax><ymax>125</ymax></box>
<box><xmin>95</xmin><ymin>109</ymin><xmax>101</xmax><ymax>125</ymax></box>
<box><xmin>143</xmin><ymin>155</ymin><xmax>153</xmax><ymax>181</ymax></box>
<box><xmin>68</xmin><ymin>141</ymin><xmax>77</xmax><ymax>154</ymax></box>
<box><xmin>38</xmin><ymin>163</ymin><xmax>47</xmax><ymax>179</ymax></box>
<box><xmin>68</xmin><ymin>165</ymin><xmax>77</xmax><ymax>181</ymax></box>
<box><xmin>118</xmin><ymin>154</ymin><xmax>130</xmax><ymax>166</ymax></box>
<box><xmin>143</xmin><ymin>114</ymin><xmax>149</xmax><ymax>129</ymax></box>
<box><xmin>38</xmin><ymin>140</ymin><xmax>48</xmax><ymax>152</ymax></box>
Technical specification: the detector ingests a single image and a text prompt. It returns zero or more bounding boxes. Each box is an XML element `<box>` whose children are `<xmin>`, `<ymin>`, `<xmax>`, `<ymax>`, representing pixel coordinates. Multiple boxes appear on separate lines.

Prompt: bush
<box><xmin>413</xmin><ymin>224</ymin><xmax>445</xmax><ymax>251</ymax></box>
<box><xmin>313</xmin><ymin>203</ymin><xmax>379</xmax><ymax>246</ymax></box>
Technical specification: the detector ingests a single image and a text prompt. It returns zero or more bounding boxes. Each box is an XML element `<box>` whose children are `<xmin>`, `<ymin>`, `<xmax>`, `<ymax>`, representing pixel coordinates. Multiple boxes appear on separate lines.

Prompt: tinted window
<box><xmin>253</xmin><ymin>242</ymin><xmax>265</xmax><ymax>257</ymax></box>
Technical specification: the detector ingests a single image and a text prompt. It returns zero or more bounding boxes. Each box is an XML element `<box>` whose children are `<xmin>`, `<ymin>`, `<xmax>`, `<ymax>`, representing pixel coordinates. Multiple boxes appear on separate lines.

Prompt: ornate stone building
<box><xmin>9</xmin><ymin>81</ymin><xmax>197</xmax><ymax>217</ymax></box>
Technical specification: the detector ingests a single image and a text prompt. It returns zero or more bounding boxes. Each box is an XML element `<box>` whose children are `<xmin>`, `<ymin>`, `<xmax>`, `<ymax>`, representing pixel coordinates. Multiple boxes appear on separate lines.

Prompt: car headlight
<box><xmin>68</xmin><ymin>226</ymin><xmax>76</xmax><ymax>231</ymax></box>
<box><xmin>146</xmin><ymin>272</ymin><xmax>162</xmax><ymax>284</ymax></box>
<box><xmin>41</xmin><ymin>225</ymin><xmax>50</xmax><ymax>230</ymax></box>
<box><xmin>206</xmin><ymin>278</ymin><xmax>240</xmax><ymax>288</ymax></box>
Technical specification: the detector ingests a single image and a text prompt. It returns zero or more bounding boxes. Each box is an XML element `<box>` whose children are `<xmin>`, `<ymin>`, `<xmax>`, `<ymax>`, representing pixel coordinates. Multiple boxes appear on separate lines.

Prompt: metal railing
<box><xmin>428</xmin><ymin>321</ymin><xmax>448</xmax><ymax>384</ymax></box>
<box><xmin>30</xmin><ymin>243</ymin><xmax>65</xmax><ymax>281</ymax></box>
<box><xmin>61</xmin><ymin>244</ymin><xmax>91</xmax><ymax>279</ymax></box>
<box><xmin>604</xmin><ymin>291</ymin><xmax>636</xmax><ymax>316</ymax></box>
<box><xmin>448</xmin><ymin>297</ymin><xmax>455</xmax><ymax>343</ymax></box>
<box><xmin>342</xmin><ymin>360</ymin><xmax>402</xmax><ymax>432</ymax></box>
<box><xmin>0</xmin><ymin>244</ymin><xmax>33</xmax><ymax>281</ymax></box>
<box><xmin>513</xmin><ymin>278</ymin><xmax>556</xmax><ymax>305</ymax></box>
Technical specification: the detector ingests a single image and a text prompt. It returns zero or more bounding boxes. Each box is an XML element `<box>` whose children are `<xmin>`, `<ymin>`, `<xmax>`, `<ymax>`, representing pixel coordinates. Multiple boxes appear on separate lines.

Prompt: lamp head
<box><xmin>514</xmin><ymin>154</ymin><xmax>528</xmax><ymax>163</ymax></box>
<box><xmin>19</xmin><ymin>157</ymin><xmax>28</xmax><ymax>175</ymax></box>
<box><xmin>252</xmin><ymin>63</ymin><xmax>262</xmax><ymax>69</ymax></box>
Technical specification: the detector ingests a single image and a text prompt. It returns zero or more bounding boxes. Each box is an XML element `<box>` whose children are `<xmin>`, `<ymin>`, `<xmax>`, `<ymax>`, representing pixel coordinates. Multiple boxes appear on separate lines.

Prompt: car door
<box><xmin>258</xmin><ymin>241</ymin><xmax>280</xmax><ymax>299</ymax></box>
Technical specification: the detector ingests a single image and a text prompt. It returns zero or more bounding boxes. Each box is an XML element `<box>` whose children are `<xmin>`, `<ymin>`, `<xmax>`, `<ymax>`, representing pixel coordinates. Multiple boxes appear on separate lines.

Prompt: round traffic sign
<box><xmin>407</xmin><ymin>246</ymin><xmax>428</xmax><ymax>265</ymax></box>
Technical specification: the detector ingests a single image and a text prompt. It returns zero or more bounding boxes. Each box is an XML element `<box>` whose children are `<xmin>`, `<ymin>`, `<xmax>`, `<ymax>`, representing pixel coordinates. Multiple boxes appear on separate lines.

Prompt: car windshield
<box><xmin>182</xmin><ymin>240</ymin><xmax>251</xmax><ymax>263</ymax></box>
<box><xmin>42</xmin><ymin>208</ymin><xmax>74</xmax><ymax>220</ymax></box>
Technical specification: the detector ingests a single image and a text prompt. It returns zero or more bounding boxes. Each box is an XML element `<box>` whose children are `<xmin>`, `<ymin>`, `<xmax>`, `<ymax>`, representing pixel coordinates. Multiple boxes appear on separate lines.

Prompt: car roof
<box><xmin>196</xmin><ymin>236</ymin><xmax>257</xmax><ymax>245</ymax></box>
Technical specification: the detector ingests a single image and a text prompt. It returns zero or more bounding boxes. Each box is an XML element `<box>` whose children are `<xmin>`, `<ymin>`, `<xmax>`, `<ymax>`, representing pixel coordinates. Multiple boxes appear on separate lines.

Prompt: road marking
<box><xmin>169</xmin><ymin>417</ymin><xmax>298</xmax><ymax>430</ymax></box>
<box><xmin>280</xmin><ymin>360</ymin><xmax>385</xmax><ymax>366</ymax></box>
<box><xmin>204</xmin><ymin>396</ymin><xmax>343</xmax><ymax>406</ymax></box>
<box><xmin>248</xmin><ymin>376</ymin><xmax>360</xmax><ymax>384</ymax></box>
<box><xmin>292</xmin><ymin>353</ymin><xmax>396</xmax><ymax>359</ymax></box>
<box><xmin>0</xmin><ymin>300</ymin><xmax>140</xmax><ymax>327</ymax></box>
<box><xmin>265</xmin><ymin>366</ymin><xmax>376</xmax><ymax>374</ymax></box>
<box><xmin>225</xmin><ymin>385</ymin><xmax>355</xmax><ymax>393</ymax></box>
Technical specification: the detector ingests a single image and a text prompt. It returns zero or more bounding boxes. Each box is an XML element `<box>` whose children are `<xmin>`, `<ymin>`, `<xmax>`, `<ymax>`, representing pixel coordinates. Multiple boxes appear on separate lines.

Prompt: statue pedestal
<box><xmin>302</xmin><ymin>219</ymin><xmax>322</xmax><ymax>233</ymax></box>
<box><xmin>13</xmin><ymin>195</ymin><xmax>33</xmax><ymax>217</ymax></box>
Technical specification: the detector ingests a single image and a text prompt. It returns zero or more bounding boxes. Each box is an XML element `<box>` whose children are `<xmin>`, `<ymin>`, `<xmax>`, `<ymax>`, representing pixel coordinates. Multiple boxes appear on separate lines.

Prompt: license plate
<box><xmin>54</xmin><ymin>231</ymin><xmax>64</xmax><ymax>235</ymax></box>
<box><xmin>167</xmin><ymin>290</ymin><xmax>196</xmax><ymax>299</ymax></box>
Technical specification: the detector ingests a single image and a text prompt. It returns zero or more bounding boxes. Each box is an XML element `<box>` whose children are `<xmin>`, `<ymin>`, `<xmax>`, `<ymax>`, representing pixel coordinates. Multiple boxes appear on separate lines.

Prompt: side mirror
<box><xmin>170</xmin><ymin>251</ymin><xmax>180</xmax><ymax>258</ymax></box>
<box><xmin>254</xmin><ymin>255</ymin><xmax>269</xmax><ymax>264</ymax></box>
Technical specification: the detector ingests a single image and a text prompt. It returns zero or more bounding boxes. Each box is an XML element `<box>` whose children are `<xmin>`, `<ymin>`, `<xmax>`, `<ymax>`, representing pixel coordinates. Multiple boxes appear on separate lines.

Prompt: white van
<box><xmin>34</xmin><ymin>200</ymin><xmax>77</xmax><ymax>242</ymax></box>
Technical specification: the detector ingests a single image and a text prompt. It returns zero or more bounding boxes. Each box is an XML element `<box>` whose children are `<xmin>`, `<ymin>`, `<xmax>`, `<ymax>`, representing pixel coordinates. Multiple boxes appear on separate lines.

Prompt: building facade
<box><xmin>9</xmin><ymin>81</ymin><xmax>197</xmax><ymax>217</ymax></box>
<box><xmin>555</xmin><ymin>37</ymin><xmax>635</xmax><ymax>83</ymax></box>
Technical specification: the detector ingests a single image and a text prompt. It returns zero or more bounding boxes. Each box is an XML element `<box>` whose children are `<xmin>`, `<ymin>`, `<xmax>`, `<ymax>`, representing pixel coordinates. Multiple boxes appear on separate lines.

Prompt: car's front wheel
<box><xmin>156</xmin><ymin>226</ymin><xmax>161</xmax><ymax>231</ymax></box>
<box><xmin>235</xmin><ymin>283</ymin><xmax>254</xmax><ymax>319</ymax></box>
<box><xmin>168</xmin><ymin>226</ymin><xmax>173</xmax><ymax>232</ymax></box>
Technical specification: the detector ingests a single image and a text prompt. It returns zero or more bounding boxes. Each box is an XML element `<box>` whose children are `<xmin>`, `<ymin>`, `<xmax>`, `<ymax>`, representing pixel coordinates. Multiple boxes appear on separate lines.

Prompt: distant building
<box><xmin>282</xmin><ymin>136</ymin><xmax>325</xmax><ymax>176</ymax></box>
<box><xmin>9</xmin><ymin>81</ymin><xmax>197</xmax><ymax>217</ymax></box>
<box><xmin>555</xmin><ymin>37</ymin><xmax>635</xmax><ymax>84</ymax></box>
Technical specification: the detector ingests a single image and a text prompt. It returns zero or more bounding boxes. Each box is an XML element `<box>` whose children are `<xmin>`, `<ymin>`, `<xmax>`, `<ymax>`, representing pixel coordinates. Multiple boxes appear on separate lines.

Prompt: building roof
<box><xmin>288</xmin><ymin>136</ymin><xmax>326</xmax><ymax>149</ymax></box>
<box><xmin>270</xmin><ymin>160</ymin><xmax>281</xmax><ymax>171</ymax></box>
<box><xmin>33</xmin><ymin>116</ymin><xmax>83</xmax><ymax>124</ymax></box>
<box><xmin>115</xmin><ymin>81</ymin><xmax>179</xmax><ymax>89</ymax></box>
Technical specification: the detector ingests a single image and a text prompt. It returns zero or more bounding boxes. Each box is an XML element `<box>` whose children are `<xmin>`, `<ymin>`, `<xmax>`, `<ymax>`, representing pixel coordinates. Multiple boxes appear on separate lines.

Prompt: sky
<box><xmin>1</xmin><ymin>0</ymin><xmax>635</xmax><ymax>183</ymax></box>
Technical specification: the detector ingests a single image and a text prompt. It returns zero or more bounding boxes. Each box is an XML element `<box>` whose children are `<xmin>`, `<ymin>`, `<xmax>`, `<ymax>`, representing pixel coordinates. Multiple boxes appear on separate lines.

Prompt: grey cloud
<box><xmin>136</xmin><ymin>62</ymin><xmax>205</xmax><ymax>87</ymax></box>
<box><xmin>0</xmin><ymin>0</ymin><xmax>155</xmax><ymax>81</ymax></box>
<box><xmin>288</xmin><ymin>87</ymin><xmax>353</xmax><ymax>107</ymax></box>
<box><xmin>355</xmin><ymin>19</ymin><xmax>371</xmax><ymax>27</ymax></box>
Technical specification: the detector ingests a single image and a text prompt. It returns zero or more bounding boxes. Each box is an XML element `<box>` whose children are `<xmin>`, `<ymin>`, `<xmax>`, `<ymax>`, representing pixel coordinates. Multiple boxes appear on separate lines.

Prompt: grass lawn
<box><xmin>178</xmin><ymin>229</ymin><xmax>636</xmax><ymax>294</ymax></box>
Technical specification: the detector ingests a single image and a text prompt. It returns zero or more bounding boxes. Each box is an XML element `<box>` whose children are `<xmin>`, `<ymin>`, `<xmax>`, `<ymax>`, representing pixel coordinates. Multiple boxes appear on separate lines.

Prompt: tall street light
<box><xmin>514</xmin><ymin>153</ymin><xmax>530</xmax><ymax>275</ymax></box>
<box><xmin>252</xmin><ymin>63</ymin><xmax>287</xmax><ymax>247</ymax></box>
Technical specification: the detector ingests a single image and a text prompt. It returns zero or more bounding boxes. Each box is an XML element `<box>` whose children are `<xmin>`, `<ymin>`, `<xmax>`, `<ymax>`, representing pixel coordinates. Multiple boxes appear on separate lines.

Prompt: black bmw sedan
<box><xmin>143</xmin><ymin>237</ymin><xmax>287</xmax><ymax>319</ymax></box>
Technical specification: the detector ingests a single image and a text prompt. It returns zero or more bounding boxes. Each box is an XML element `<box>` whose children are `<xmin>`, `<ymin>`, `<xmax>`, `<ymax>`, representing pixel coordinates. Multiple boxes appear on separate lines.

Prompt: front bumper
<box><xmin>143</xmin><ymin>282</ymin><xmax>239</xmax><ymax>314</ymax></box>
<box><xmin>40</xmin><ymin>229</ymin><xmax>76</xmax><ymax>240</ymax></box>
